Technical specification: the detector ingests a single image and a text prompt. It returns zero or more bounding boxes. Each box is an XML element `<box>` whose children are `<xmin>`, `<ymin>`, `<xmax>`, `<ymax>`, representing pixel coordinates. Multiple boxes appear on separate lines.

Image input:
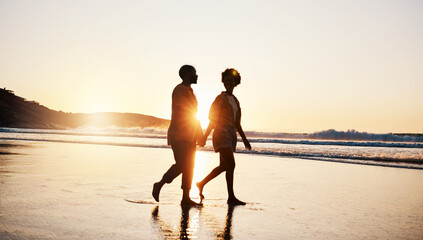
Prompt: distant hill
<box><xmin>0</xmin><ymin>88</ymin><xmax>170</xmax><ymax>129</ymax></box>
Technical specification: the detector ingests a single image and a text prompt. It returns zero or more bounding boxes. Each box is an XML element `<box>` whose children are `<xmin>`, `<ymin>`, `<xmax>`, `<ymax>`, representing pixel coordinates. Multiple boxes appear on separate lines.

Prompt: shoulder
<box><xmin>173</xmin><ymin>83</ymin><xmax>185</xmax><ymax>92</ymax></box>
<box><xmin>231</xmin><ymin>94</ymin><xmax>240</xmax><ymax>105</ymax></box>
<box><xmin>173</xmin><ymin>84</ymin><xmax>191</xmax><ymax>95</ymax></box>
<box><xmin>213</xmin><ymin>92</ymin><xmax>227</xmax><ymax>104</ymax></box>
<box><xmin>231</xmin><ymin>94</ymin><xmax>239</xmax><ymax>101</ymax></box>
<box><xmin>217</xmin><ymin>92</ymin><xmax>228</xmax><ymax>100</ymax></box>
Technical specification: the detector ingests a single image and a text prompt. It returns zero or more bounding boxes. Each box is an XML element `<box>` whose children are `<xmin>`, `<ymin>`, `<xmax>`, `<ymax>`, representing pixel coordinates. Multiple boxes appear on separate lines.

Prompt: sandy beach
<box><xmin>0</xmin><ymin>140</ymin><xmax>422</xmax><ymax>239</ymax></box>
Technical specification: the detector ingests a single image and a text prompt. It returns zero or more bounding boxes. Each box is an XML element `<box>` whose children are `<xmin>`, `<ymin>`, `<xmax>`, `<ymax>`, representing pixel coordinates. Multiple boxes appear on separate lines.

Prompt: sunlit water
<box><xmin>1</xmin><ymin>127</ymin><xmax>422</xmax><ymax>169</ymax></box>
<box><xmin>1</xmin><ymin>139</ymin><xmax>422</xmax><ymax>239</ymax></box>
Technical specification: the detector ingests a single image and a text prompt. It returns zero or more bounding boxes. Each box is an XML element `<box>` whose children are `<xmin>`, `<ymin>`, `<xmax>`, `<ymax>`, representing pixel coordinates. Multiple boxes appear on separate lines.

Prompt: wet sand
<box><xmin>0</xmin><ymin>140</ymin><xmax>422</xmax><ymax>239</ymax></box>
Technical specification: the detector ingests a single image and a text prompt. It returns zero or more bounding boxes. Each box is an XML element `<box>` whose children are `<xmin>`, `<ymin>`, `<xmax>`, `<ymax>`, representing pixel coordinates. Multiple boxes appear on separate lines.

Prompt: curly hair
<box><xmin>221</xmin><ymin>68</ymin><xmax>241</xmax><ymax>86</ymax></box>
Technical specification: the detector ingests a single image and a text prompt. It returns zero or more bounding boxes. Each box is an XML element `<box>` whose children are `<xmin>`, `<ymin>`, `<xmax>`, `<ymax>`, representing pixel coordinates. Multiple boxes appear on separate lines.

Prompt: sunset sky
<box><xmin>1</xmin><ymin>0</ymin><xmax>422</xmax><ymax>133</ymax></box>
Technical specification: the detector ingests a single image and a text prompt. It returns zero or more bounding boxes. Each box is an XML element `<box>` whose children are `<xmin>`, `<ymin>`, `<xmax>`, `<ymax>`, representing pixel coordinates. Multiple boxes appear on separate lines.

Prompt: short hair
<box><xmin>221</xmin><ymin>68</ymin><xmax>241</xmax><ymax>86</ymax></box>
<box><xmin>179</xmin><ymin>65</ymin><xmax>195</xmax><ymax>79</ymax></box>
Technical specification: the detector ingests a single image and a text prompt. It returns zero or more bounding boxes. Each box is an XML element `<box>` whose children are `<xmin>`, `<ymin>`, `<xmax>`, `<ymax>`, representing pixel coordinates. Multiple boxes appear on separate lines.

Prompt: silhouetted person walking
<box><xmin>197</xmin><ymin>68</ymin><xmax>251</xmax><ymax>205</ymax></box>
<box><xmin>152</xmin><ymin>65</ymin><xmax>203</xmax><ymax>206</ymax></box>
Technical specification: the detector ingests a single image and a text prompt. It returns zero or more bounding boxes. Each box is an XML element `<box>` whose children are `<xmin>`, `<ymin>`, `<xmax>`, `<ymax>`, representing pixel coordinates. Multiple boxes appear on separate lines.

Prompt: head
<box><xmin>221</xmin><ymin>68</ymin><xmax>241</xmax><ymax>91</ymax></box>
<box><xmin>179</xmin><ymin>65</ymin><xmax>198</xmax><ymax>84</ymax></box>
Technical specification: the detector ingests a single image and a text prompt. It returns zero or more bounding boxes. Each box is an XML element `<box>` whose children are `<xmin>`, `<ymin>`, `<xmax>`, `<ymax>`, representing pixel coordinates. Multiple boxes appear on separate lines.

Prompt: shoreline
<box><xmin>1</xmin><ymin>138</ymin><xmax>422</xmax><ymax>170</ymax></box>
<box><xmin>1</xmin><ymin>140</ymin><xmax>422</xmax><ymax>239</ymax></box>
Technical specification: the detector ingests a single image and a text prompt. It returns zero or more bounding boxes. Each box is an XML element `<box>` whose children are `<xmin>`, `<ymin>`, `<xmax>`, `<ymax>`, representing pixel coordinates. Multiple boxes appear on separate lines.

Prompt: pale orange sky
<box><xmin>1</xmin><ymin>0</ymin><xmax>422</xmax><ymax>133</ymax></box>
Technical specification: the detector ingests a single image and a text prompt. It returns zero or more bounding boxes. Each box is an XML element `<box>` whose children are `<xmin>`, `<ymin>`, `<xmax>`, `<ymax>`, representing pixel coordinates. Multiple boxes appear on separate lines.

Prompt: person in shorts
<box><xmin>197</xmin><ymin>68</ymin><xmax>251</xmax><ymax>205</ymax></box>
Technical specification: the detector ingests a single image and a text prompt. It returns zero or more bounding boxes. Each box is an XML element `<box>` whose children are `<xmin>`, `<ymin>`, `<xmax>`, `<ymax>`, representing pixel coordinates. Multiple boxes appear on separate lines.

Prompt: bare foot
<box><xmin>152</xmin><ymin>182</ymin><xmax>162</xmax><ymax>202</ymax></box>
<box><xmin>196</xmin><ymin>182</ymin><xmax>205</xmax><ymax>199</ymax></box>
<box><xmin>227</xmin><ymin>197</ymin><xmax>246</xmax><ymax>205</ymax></box>
<box><xmin>181</xmin><ymin>198</ymin><xmax>203</xmax><ymax>206</ymax></box>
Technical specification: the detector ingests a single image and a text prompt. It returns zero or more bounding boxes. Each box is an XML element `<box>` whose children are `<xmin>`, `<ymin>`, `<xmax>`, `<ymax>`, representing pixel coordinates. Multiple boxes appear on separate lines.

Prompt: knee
<box><xmin>215</xmin><ymin>165</ymin><xmax>225</xmax><ymax>173</ymax></box>
<box><xmin>173</xmin><ymin>163</ymin><xmax>183</xmax><ymax>172</ymax></box>
<box><xmin>224</xmin><ymin>161</ymin><xmax>235</xmax><ymax>171</ymax></box>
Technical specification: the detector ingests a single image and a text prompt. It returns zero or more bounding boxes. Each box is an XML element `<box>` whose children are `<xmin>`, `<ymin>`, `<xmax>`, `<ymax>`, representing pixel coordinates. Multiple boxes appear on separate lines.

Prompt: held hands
<box><xmin>197</xmin><ymin>136</ymin><xmax>207</xmax><ymax>147</ymax></box>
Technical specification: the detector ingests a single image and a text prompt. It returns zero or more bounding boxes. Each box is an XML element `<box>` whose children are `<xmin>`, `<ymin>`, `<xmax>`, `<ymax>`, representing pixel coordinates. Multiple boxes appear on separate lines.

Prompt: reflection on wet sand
<box><xmin>151</xmin><ymin>205</ymin><xmax>236</xmax><ymax>240</ymax></box>
<box><xmin>217</xmin><ymin>205</ymin><xmax>234</xmax><ymax>240</ymax></box>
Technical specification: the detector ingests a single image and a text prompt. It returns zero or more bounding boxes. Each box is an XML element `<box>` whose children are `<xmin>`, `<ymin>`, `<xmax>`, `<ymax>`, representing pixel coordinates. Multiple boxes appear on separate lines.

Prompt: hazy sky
<box><xmin>1</xmin><ymin>0</ymin><xmax>422</xmax><ymax>133</ymax></box>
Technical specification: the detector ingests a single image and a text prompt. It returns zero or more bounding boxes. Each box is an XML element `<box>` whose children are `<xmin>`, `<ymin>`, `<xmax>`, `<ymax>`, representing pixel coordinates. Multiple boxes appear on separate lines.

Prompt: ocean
<box><xmin>1</xmin><ymin>127</ymin><xmax>422</xmax><ymax>169</ymax></box>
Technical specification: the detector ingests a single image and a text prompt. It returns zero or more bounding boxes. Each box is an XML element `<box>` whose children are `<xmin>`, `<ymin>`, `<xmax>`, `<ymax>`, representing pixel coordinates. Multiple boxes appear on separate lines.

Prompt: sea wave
<box><xmin>1</xmin><ymin>127</ymin><xmax>422</xmax><ymax>170</ymax></box>
<box><xmin>0</xmin><ymin>137</ymin><xmax>170</xmax><ymax>150</ymax></box>
<box><xmin>1</xmin><ymin>135</ymin><xmax>422</xmax><ymax>170</ymax></box>
<box><xmin>248</xmin><ymin>138</ymin><xmax>423</xmax><ymax>148</ymax></box>
<box><xmin>2</xmin><ymin>127</ymin><xmax>422</xmax><ymax>149</ymax></box>
<box><xmin>239</xmin><ymin>148</ymin><xmax>422</xmax><ymax>164</ymax></box>
<box><xmin>0</xmin><ymin>127</ymin><xmax>167</xmax><ymax>139</ymax></box>
<box><xmin>246</xmin><ymin>129</ymin><xmax>423</xmax><ymax>143</ymax></box>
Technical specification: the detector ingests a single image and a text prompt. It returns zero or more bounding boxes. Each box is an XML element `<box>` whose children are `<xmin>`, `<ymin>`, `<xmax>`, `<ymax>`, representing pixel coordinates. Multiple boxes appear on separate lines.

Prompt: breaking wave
<box><xmin>246</xmin><ymin>129</ymin><xmax>423</xmax><ymax>142</ymax></box>
<box><xmin>1</xmin><ymin>127</ymin><xmax>422</xmax><ymax>169</ymax></box>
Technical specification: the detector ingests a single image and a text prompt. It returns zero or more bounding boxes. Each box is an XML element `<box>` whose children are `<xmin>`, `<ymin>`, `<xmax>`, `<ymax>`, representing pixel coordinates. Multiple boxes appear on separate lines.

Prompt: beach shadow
<box><xmin>151</xmin><ymin>204</ymin><xmax>237</xmax><ymax>240</ymax></box>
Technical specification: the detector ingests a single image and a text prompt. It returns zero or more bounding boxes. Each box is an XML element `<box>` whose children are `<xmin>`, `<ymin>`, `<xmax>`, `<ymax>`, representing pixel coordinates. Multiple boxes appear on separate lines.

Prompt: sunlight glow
<box><xmin>2</xmin><ymin>1</ymin><xmax>422</xmax><ymax>133</ymax></box>
<box><xmin>187</xmin><ymin>210</ymin><xmax>200</xmax><ymax>237</ymax></box>
<box><xmin>85</xmin><ymin>113</ymin><xmax>111</xmax><ymax>127</ymax></box>
<box><xmin>195</xmin><ymin>88</ymin><xmax>215</xmax><ymax>129</ymax></box>
<box><xmin>197</xmin><ymin>112</ymin><xmax>209</xmax><ymax>130</ymax></box>
<box><xmin>82</xmin><ymin>100</ymin><xmax>110</xmax><ymax>114</ymax></box>
<box><xmin>190</xmin><ymin>151</ymin><xmax>209</xmax><ymax>198</ymax></box>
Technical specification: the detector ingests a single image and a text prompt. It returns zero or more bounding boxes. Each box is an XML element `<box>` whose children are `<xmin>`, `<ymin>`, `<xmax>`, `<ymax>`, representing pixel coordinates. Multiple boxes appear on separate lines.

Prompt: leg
<box><xmin>180</xmin><ymin>143</ymin><xmax>196</xmax><ymax>191</ymax></box>
<box><xmin>152</xmin><ymin>163</ymin><xmax>182</xmax><ymax>202</ymax></box>
<box><xmin>196</xmin><ymin>154</ymin><xmax>226</xmax><ymax>199</ymax></box>
<box><xmin>152</xmin><ymin>144</ymin><xmax>185</xmax><ymax>202</ymax></box>
<box><xmin>177</xmin><ymin>141</ymin><xmax>202</xmax><ymax>206</ymax></box>
<box><xmin>219</xmin><ymin>148</ymin><xmax>245</xmax><ymax>205</ymax></box>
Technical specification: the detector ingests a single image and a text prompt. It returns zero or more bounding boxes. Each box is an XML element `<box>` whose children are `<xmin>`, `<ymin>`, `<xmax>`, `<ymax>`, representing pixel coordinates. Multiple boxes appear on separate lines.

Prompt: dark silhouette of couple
<box><xmin>152</xmin><ymin>65</ymin><xmax>251</xmax><ymax>206</ymax></box>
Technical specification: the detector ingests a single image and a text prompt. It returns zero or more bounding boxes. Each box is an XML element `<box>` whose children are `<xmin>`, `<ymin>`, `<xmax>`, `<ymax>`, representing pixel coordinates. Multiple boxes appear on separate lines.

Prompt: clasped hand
<box><xmin>197</xmin><ymin>136</ymin><xmax>207</xmax><ymax>147</ymax></box>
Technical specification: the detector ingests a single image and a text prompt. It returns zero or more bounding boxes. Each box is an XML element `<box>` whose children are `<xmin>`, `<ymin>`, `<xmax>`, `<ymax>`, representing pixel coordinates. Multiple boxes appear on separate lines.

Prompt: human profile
<box><xmin>152</xmin><ymin>65</ymin><xmax>203</xmax><ymax>206</ymax></box>
<box><xmin>197</xmin><ymin>68</ymin><xmax>251</xmax><ymax>205</ymax></box>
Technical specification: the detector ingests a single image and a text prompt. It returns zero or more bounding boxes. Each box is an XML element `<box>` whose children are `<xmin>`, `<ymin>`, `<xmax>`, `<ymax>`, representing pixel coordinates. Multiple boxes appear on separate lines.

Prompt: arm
<box><xmin>196</xmin><ymin>120</ymin><xmax>204</xmax><ymax>145</ymax></box>
<box><xmin>198</xmin><ymin>121</ymin><xmax>214</xmax><ymax>147</ymax></box>
<box><xmin>236</xmin><ymin>122</ymin><xmax>251</xmax><ymax>150</ymax></box>
<box><xmin>204</xmin><ymin>121</ymin><xmax>214</xmax><ymax>140</ymax></box>
<box><xmin>233</xmin><ymin>97</ymin><xmax>251</xmax><ymax>150</ymax></box>
<box><xmin>199</xmin><ymin>96</ymin><xmax>220</xmax><ymax>147</ymax></box>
